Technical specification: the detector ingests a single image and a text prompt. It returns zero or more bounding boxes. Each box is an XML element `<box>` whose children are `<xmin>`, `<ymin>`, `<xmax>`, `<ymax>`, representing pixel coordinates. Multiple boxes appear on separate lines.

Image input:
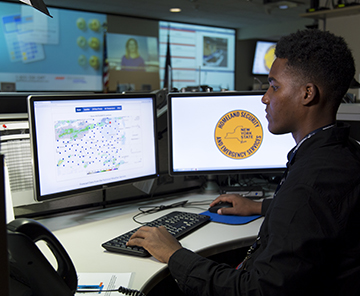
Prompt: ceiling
<box><xmin>32</xmin><ymin>0</ymin><xmax>312</xmax><ymax>33</ymax></box>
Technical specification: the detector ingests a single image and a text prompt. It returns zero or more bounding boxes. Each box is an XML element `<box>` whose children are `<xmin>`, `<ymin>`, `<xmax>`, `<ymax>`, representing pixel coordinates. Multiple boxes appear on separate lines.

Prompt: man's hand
<box><xmin>127</xmin><ymin>226</ymin><xmax>182</xmax><ymax>263</ymax></box>
<box><xmin>209</xmin><ymin>194</ymin><xmax>262</xmax><ymax>216</ymax></box>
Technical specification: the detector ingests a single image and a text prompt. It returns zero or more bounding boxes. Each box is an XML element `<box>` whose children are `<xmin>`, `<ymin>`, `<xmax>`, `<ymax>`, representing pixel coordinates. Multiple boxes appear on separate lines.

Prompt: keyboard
<box><xmin>102</xmin><ymin>211</ymin><xmax>210</xmax><ymax>257</ymax></box>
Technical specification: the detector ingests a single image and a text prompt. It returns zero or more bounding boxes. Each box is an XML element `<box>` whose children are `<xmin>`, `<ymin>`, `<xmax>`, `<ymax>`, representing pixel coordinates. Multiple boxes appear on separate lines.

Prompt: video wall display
<box><xmin>159</xmin><ymin>21</ymin><xmax>236</xmax><ymax>91</ymax></box>
<box><xmin>0</xmin><ymin>1</ymin><xmax>107</xmax><ymax>91</ymax></box>
<box><xmin>0</xmin><ymin>2</ymin><xmax>237</xmax><ymax>93</ymax></box>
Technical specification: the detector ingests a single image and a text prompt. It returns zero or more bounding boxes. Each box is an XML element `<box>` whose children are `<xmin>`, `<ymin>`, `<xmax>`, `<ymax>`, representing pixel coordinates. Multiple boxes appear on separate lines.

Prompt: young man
<box><xmin>128</xmin><ymin>29</ymin><xmax>360</xmax><ymax>295</ymax></box>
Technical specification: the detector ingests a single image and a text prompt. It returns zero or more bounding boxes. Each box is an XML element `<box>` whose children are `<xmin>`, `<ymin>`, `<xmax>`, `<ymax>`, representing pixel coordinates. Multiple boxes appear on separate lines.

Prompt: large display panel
<box><xmin>0</xmin><ymin>2</ymin><xmax>107</xmax><ymax>91</ymax></box>
<box><xmin>252</xmin><ymin>40</ymin><xmax>277</xmax><ymax>75</ymax></box>
<box><xmin>107</xmin><ymin>32</ymin><xmax>159</xmax><ymax>72</ymax></box>
<box><xmin>159</xmin><ymin>21</ymin><xmax>236</xmax><ymax>91</ymax></box>
<box><xmin>168</xmin><ymin>91</ymin><xmax>295</xmax><ymax>175</ymax></box>
<box><xmin>28</xmin><ymin>93</ymin><xmax>158</xmax><ymax>201</ymax></box>
<box><xmin>106</xmin><ymin>32</ymin><xmax>160</xmax><ymax>92</ymax></box>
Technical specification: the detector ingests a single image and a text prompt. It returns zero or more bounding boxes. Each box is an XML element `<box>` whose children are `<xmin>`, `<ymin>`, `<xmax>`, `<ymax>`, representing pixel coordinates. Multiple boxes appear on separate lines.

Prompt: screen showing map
<box><xmin>28</xmin><ymin>93</ymin><xmax>158</xmax><ymax>201</ymax></box>
<box><xmin>168</xmin><ymin>91</ymin><xmax>295</xmax><ymax>175</ymax></box>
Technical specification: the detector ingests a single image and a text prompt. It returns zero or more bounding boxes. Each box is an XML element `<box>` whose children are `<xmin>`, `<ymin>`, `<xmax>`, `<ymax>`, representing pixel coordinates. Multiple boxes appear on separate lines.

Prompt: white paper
<box><xmin>76</xmin><ymin>272</ymin><xmax>133</xmax><ymax>295</ymax></box>
<box><xmin>20</xmin><ymin>6</ymin><xmax>59</xmax><ymax>45</ymax></box>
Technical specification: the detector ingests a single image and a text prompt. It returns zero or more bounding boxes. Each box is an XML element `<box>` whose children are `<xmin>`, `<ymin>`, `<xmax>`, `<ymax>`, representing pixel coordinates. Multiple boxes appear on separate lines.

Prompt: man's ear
<box><xmin>302</xmin><ymin>83</ymin><xmax>318</xmax><ymax>106</ymax></box>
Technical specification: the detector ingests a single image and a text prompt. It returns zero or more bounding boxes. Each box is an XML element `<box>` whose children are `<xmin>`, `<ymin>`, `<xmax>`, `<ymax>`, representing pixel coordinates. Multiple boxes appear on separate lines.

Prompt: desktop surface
<box><xmin>36</xmin><ymin>192</ymin><xmax>263</xmax><ymax>294</ymax></box>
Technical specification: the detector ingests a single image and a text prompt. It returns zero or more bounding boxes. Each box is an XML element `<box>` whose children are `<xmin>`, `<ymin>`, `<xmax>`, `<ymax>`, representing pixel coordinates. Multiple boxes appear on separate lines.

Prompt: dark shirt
<box><xmin>168</xmin><ymin>124</ymin><xmax>360</xmax><ymax>296</ymax></box>
<box><xmin>121</xmin><ymin>56</ymin><xmax>145</xmax><ymax>71</ymax></box>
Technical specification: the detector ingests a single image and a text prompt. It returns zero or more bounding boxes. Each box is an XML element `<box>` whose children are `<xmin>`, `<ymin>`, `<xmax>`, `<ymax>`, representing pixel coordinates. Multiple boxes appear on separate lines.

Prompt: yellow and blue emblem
<box><xmin>215</xmin><ymin>110</ymin><xmax>263</xmax><ymax>159</ymax></box>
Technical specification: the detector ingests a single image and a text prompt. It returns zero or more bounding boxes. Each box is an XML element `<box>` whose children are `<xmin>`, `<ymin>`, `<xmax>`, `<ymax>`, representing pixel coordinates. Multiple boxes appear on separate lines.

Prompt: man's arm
<box><xmin>166</xmin><ymin>187</ymin><xmax>330</xmax><ymax>296</ymax></box>
<box><xmin>127</xmin><ymin>194</ymin><xmax>266</xmax><ymax>263</ymax></box>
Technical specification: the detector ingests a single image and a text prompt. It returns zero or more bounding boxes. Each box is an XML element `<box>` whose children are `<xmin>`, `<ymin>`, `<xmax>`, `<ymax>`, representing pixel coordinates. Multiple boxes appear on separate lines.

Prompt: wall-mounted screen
<box><xmin>106</xmin><ymin>32</ymin><xmax>159</xmax><ymax>92</ymax></box>
<box><xmin>159</xmin><ymin>21</ymin><xmax>236</xmax><ymax>91</ymax></box>
<box><xmin>252</xmin><ymin>40</ymin><xmax>277</xmax><ymax>75</ymax></box>
<box><xmin>28</xmin><ymin>93</ymin><xmax>158</xmax><ymax>201</ymax></box>
<box><xmin>107</xmin><ymin>33</ymin><xmax>159</xmax><ymax>72</ymax></box>
<box><xmin>168</xmin><ymin>91</ymin><xmax>295</xmax><ymax>176</ymax></box>
<box><xmin>0</xmin><ymin>2</ymin><xmax>107</xmax><ymax>91</ymax></box>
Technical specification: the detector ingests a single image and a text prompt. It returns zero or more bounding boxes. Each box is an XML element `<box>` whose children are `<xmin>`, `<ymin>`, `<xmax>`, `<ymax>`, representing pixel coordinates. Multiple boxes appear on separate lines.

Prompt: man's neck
<box><xmin>292</xmin><ymin>122</ymin><xmax>336</xmax><ymax>144</ymax></box>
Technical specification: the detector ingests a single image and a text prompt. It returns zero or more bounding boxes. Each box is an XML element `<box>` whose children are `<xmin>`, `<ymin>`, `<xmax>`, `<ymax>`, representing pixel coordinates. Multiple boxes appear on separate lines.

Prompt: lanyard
<box><xmin>274</xmin><ymin>124</ymin><xmax>335</xmax><ymax>197</ymax></box>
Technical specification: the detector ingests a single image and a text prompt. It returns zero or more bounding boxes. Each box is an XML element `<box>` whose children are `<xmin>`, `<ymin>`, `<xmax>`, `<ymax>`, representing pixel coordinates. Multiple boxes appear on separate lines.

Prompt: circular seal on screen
<box><xmin>215</xmin><ymin>110</ymin><xmax>263</xmax><ymax>159</ymax></box>
<box><xmin>264</xmin><ymin>44</ymin><xmax>276</xmax><ymax>72</ymax></box>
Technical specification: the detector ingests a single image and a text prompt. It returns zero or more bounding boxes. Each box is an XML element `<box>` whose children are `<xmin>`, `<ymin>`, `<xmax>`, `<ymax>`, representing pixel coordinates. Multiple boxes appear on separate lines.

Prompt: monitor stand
<box><xmin>203</xmin><ymin>175</ymin><xmax>219</xmax><ymax>193</ymax></box>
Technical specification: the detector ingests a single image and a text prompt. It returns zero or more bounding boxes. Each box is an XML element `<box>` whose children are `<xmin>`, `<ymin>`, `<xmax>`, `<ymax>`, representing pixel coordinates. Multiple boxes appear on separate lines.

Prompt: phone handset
<box><xmin>7</xmin><ymin>218</ymin><xmax>77</xmax><ymax>295</ymax></box>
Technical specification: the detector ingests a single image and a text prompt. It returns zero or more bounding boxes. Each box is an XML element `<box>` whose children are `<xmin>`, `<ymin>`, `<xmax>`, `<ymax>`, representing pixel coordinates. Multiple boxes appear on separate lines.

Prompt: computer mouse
<box><xmin>208</xmin><ymin>202</ymin><xmax>233</xmax><ymax>213</ymax></box>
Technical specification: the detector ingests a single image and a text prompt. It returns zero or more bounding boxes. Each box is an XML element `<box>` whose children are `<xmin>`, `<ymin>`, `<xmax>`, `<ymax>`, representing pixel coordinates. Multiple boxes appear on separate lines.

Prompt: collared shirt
<box><xmin>168</xmin><ymin>123</ymin><xmax>360</xmax><ymax>296</ymax></box>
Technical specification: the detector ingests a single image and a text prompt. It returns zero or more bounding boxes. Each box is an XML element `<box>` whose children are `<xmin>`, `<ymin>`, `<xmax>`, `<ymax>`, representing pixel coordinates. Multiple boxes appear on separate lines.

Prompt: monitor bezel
<box><xmin>28</xmin><ymin>93</ymin><xmax>159</xmax><ymax>202</ymax></box>
<box><xmin>167</xmin><ymin>90</ymin><xmax>293</xmax><ymax>176</ymax></box>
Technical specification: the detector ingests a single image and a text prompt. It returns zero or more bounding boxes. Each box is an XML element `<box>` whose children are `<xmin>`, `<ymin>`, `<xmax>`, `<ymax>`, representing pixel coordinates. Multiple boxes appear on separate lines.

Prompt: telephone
<box><xmin>7</xmin><ymin>218</ymin><xmax>77</xmax><ymax>296</ymax></box>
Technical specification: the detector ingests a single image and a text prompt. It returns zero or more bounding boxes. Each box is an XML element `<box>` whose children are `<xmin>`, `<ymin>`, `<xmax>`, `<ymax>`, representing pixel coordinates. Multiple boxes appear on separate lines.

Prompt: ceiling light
<box><xmin>264</xmin><ymin>0</ymin><xmax>303</xmax><ymax>13</ymax></box>
<box><xmin>170</xmin><ymin>8</ymin><xmax>181</xmax><ymax>12</ymax></box>
<box><xmin>276</xmin><ymin>1</ymin><xmax>299</xmax><ymax>8</ymax></box>
<box><xmin>279</xmin><ymin>4</ymin><xmax>289</xmax><ymax>8</ymax></box>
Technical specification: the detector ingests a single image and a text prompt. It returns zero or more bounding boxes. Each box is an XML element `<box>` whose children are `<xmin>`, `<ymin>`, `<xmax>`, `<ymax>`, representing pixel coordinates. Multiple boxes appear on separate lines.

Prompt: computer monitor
<box><xmin>168</xmin><ymin>91</ymin><xmax>295</xmax><ymax>176</ymax></box>
<box><xmin>252</xmin><ymin>40</ymin><xmax>277</xmax><ymax>76</ymax></box>
<box><xmin>28</xmin><ymin>93</ymin><xmax>158</xmax><ymax>202</ymax></box>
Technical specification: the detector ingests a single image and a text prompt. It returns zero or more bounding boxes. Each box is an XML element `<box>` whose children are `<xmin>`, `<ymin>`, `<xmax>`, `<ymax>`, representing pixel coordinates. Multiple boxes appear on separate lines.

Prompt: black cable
<box><xmin>129</xmin><ymin>175</ymin><xmax>173</xmax><ymax>224</ymax></box>
<box><xmin>132</xmin><ymin>200</ymin><xmax>189</xmax><ymax>224</ymax></box>
<box><xmin>132</xmin><ymin>206</ymin><xmax>164</xmax><ymax>224</ymax></box>
<box><xmin>77</xmin><ymin>286</ymin><xmax>146</xmax><ymax>295</ymax></box>
<box><xmin>183</xmin><ymin>199</ymin><xmax>214</xmax><ymax>211</ymax></box>
<box><xmin>131</xmin><ymin>198</ymin><xmax>217</xmax><ymax>225</ymax></box>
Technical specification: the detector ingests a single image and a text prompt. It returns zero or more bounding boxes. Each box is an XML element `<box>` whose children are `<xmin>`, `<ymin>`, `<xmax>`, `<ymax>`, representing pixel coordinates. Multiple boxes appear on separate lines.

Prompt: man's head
<box><xmin>262</xmin><ymin>30</ymin><xmax>356</xmax><ymax>143</ymax></box>
<box><xmin>275</xmin><ymin>29</ymin><xmax>355</xmax><ymax>109</ymax></box>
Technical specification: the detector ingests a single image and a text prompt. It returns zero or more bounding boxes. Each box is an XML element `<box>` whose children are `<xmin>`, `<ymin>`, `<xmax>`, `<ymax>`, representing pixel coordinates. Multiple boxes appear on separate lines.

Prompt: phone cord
<box><xmin>118</xmin><ymin>286</ymin><xmax>146</xmax><ymax>296</ymax></box>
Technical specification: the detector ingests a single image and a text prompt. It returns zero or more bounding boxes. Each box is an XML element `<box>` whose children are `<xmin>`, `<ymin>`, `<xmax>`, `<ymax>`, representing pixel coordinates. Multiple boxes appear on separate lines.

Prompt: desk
<box><xmin>37</xmin><ymin>191</ymin><xmax>263</xmax><ymax>294</ymax></box>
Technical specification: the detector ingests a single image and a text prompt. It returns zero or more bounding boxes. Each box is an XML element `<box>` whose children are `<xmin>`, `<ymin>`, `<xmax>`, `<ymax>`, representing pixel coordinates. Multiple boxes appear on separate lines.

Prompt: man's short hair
<box><xmin>275</xmin><ymin>29</ymin><xmax>355</xmax><ymax>108</ymax></box>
